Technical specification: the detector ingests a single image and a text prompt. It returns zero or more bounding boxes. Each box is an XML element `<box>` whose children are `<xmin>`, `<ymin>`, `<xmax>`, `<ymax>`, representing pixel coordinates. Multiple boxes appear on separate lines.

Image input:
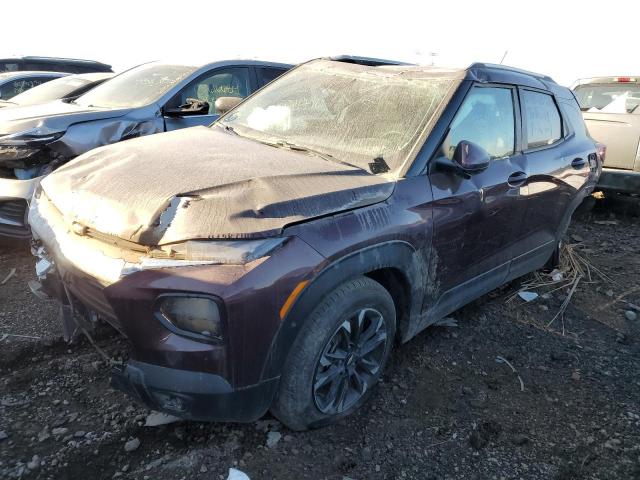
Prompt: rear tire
<box><xmin>271</xmin><ymin>276</ymin><xmax>396</xmax><ymax>431</ymax></box>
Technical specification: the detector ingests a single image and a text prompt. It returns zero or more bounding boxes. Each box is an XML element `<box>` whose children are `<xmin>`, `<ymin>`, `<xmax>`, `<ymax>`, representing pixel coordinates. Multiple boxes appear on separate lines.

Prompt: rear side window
<box><xmin>521</xmin><ymin>90</ymin><xmax>562</xmax><ymax>149</ymax></box>
<box><xmin>574</xmin><ymin>83</ymin><xmax>640</xmax><ymax>114</ymax></box>
<box><xmin>0</xmin><ymin>77</ymin><xmax>51</xmax><ymax>99</ymax></box>
<box><xmin>0</xmin><ymin>62</ymin><xmax>19</xmax><ymax>72</ymax></box>
<box><xmin>445</xmin><ymin>86</ymin><xmax>515</xmax><ymax>159</ymax></box>
<box><xmin>258</xmin><ymin>67</ymin><xmax>286</xmax><ymax>86</ymax></box>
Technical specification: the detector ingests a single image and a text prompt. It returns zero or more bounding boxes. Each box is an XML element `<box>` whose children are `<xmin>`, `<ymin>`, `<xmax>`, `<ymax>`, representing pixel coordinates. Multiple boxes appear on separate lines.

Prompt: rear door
<box><xmin>428</xmin><ymin>84</ymin><xmax>525</xmax><ymax>312</ymax></box>
<box><xmin>164</xmin><ymin>67</ymin><xmax>254</xmax><ymax>131</ymax></box>
<box><xmin>509</xmin><ymin>89</ymin><xmax>593</xmax><ymax>278</ymax></box>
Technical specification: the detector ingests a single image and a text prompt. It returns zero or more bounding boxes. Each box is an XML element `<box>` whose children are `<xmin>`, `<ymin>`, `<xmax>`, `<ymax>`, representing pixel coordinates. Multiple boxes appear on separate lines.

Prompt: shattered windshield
<box><xmin>574</xmin><ymin>83</ymin><xmax>640</xmax><ymax>114</ymax></box>
<box><xmin>220</xmin><ymin>60</ymin><xmax>459</xmax><ymax>174</ymax></box>
<box><xmin>74</xmin><ymin>64</ymin><xmax>196</xmax><ymax>109</ymax></box>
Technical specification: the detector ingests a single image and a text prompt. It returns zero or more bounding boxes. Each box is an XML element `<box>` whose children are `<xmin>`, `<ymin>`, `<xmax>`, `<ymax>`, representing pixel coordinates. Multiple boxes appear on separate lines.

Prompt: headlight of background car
<box><xmin>157</xmin><ymin>295</ymin><xmax>222</xmax><ymax>339</ymax></box>
<box><xmin>0</xmin><ymin>130</ymin><xmax>64</xmax><ymax>163</ymax></box>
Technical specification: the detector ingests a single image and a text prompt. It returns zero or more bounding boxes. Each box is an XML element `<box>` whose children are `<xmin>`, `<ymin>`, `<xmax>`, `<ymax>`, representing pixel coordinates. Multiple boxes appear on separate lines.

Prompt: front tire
<box><xmin>271</xmin><ymin>276</ymin><xmax>396</xmax><ymax>430</ymax></box>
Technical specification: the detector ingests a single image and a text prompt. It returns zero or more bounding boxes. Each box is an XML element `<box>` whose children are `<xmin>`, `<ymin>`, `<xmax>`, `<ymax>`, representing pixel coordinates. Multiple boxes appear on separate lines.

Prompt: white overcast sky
<box><xmin>1</xmin><ymin>0</ymin><xmax>637</xmax><ymax>86</ymax></box>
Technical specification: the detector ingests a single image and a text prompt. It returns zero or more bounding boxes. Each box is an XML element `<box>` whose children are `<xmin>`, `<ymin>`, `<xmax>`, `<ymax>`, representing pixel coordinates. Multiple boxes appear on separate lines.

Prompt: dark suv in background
<box><xmin>29</xmin><ymin>58</ymin><xmax>601</xmax><ymax>430</ymax></box>
<box><xmin>0</xmin><ymin>56</ymin><xmax>112</xmax><ymax>73</ymax></box>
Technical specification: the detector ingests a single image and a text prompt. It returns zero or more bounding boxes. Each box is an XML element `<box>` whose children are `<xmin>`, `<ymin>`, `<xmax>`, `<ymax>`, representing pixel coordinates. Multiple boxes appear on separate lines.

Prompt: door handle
<box><xmin>571</xmin><ymin>157</ymin><xmax>586</xmax><ymax>169</ymax></box>
<box><xmin>507</xmin><ymin>171</ymin><xmax>527</xmax><ymax>187</ymax></box>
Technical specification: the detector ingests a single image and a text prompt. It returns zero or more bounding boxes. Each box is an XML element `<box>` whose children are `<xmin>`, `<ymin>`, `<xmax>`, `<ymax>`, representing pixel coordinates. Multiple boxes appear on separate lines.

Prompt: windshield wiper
<box><xmin>218</xmin><ymin>123</ymin><xmax>238</xmax><ymax>135</ymax></box>
<box><xmin>271</xmin><ymin>140</ymin><xmax>367</xmax><ymax>172</ymax></box>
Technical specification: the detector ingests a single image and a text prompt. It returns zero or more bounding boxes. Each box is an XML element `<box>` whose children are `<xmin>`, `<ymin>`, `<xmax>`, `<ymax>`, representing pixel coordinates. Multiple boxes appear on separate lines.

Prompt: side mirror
<box><xmin>215</xmin><ymin>96</ymin><xmax>243</xmax><ymax>115</ymax></box>
<box><xmin>164</xmin><ymin>98</ymin><xmax>210</xmax><ymax>117</ymax></box>
<box><xmin>452</xmin><ymin>140</ymin><xmax>490</xmax><ymax>172</ymax></box>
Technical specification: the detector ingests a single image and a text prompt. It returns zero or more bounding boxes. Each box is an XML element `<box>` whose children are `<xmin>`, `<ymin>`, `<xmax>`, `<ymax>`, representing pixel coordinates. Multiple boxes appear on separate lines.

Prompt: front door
<box><xmin>426</xmin><ymin>84</ymin><xmax>525</xmax><ymax>317</ymax></box>
<box><xmin>164</xmin><ymin>67</ymin><xmax>252</xmax><ymax>131</ymax></box>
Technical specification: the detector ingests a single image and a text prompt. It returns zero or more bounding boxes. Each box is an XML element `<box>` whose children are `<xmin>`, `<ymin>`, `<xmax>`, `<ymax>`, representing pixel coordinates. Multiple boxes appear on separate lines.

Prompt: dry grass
<box><xmin>510</xmin><ymin>243</ymin><xmax>617</xmax><ymax>334</ymax></box>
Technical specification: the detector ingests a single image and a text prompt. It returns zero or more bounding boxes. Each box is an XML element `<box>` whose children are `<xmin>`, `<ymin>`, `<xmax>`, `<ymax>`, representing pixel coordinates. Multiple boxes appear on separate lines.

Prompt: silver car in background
<box><xmin>573</xmin><ymin>76</ymin><xmax>640</xmax><ymax>193</ymax></box>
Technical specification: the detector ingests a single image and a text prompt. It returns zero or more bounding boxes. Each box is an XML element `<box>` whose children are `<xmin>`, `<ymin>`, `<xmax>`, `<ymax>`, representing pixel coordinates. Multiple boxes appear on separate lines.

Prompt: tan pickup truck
<box><xmin>573</xmin><ymin>77</ymin><xmax>640</xmax><ymax>193</ymax></box>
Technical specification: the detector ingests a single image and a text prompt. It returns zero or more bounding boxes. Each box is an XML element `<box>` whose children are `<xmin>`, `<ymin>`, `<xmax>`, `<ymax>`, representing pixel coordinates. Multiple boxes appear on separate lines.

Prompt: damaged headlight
<box><xmin>154</xmin><ymin>238</ymin><xmax>287</xmax><ymax>263</ymax></box>
<box><xmin>123</xmin><ymin>238</ymin><xmax>288</xmax><ymax>275</ymax></box>
<box><xmin>0</xmin><ymin>129</ymin><xmax>65</xmax><ymax>146</ymax></box>
<box><xmin>0</xmin><ymin>129</ymin><xmax>64</xmax><ymax>164</ymax></box>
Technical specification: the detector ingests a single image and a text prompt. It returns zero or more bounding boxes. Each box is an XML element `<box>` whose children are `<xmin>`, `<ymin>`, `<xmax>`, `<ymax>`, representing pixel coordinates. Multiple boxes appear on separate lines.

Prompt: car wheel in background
<box><xmin>271</xmin><ymin>276</ymin><xmax>396</xmax><ymax>431</ymax></box>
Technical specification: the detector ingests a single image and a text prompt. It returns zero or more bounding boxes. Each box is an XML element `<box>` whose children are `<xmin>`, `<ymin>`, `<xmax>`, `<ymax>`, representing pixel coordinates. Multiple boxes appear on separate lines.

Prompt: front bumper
<box><xmin>111</xmin><ymin>360</ymin><xmax>279</xmax><ymax>422</ymax></box>
<box><xmin>597</xmin><ymin>168</ymin><xmax>640</xmax><ymax>194</ymax></box>
<box><xmin>0</xmin><ymin>176</ymin><xmax>42</xmax><ymax>241</ymax></box>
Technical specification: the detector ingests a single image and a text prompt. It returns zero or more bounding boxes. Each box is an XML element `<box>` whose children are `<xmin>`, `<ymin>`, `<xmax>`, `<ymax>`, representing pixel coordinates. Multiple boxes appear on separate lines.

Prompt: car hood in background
<box><xmin>0</xmin><ymin>100</ymin><xmax>132</xmax><ymax>136</ymax></box>
<box><xmin>40</xmin><ymin>127</ymin><xmax>394</xmax><ymax>245</ymax></box>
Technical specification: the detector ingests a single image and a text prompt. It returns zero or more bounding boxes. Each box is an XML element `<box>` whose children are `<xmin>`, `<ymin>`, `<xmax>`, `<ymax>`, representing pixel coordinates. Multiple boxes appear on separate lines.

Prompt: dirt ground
<box><xmin>1</xmin><ymin>195</ymin><xmax>639</xmax><ymax>480</ymax></box>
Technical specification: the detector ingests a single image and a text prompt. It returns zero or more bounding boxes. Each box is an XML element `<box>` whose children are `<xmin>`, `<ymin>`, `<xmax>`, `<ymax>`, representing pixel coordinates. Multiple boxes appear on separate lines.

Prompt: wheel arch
<box><xmin>261</xmin><ymin>241</ymin><xmax>425</xmax><ymax>381</ymax></box>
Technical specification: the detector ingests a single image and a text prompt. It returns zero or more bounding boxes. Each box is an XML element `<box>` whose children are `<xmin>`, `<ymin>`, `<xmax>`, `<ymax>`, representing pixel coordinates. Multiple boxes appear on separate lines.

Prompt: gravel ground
<box><xmin>1</xmin><ymin>195</ymin><xmax>639</xmax><ymax>480</ymax></box>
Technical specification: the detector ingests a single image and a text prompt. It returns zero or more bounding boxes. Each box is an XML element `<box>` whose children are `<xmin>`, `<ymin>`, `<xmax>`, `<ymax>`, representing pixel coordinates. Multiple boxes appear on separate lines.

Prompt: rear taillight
<box><xmin>596</xmin><ymin>142</ymin><xmax>607</xmax><ymax>164</ymax></box>
<box><xmin>615</xmin><ymin>77</ymin><xmax>636</xmax><ymax>83</ymax></box>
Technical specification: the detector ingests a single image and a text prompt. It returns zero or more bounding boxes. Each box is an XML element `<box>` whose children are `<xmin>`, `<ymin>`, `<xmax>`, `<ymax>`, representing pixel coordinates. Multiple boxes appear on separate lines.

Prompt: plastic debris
<box><xmin>228</xmin><ymin>468</ymin><xmax>251</xmax><ymax>480</ymax></box>
<box><xmin>144</xmin><ymin>411</ymin><xmax>181</xmax><ymax>427</ymax></box>
<box><xmin>518</xmin><ymin>291</ymin><xmax>538</xmax><ymax>302</ymax></box>
<box><xmin>1</xmin><ymin>268</ymin><xmax>16</xmax><ymax>285</ymax></box>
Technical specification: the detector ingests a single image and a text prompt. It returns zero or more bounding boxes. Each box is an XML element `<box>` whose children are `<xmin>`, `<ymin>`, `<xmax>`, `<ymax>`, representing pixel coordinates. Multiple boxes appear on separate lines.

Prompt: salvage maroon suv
<box><xmin>29</xmin><ymin>57</ymin><xmax>601</xmax><ymax>430</ymax></box>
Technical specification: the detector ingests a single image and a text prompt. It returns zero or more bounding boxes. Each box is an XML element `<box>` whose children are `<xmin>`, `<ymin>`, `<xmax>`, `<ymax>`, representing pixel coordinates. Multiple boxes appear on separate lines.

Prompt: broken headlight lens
<box><xmin>151</xmin><ymin>237</ymin><xmax>287</xmax><ymax>264</ymax></box>
<box><xmin>158</xmin><ymin>296</ymin><xmax>222</xmax><ymax>339</ymax></box>
<box><xmin>0</xmin><ymin>145</ymin><xmax>44</xmax><ymax>163</ymax></box>
<box><xmin>0</xmin><ymin>130</ymin><xmax>64</xmax><ymax>164</ymax></box>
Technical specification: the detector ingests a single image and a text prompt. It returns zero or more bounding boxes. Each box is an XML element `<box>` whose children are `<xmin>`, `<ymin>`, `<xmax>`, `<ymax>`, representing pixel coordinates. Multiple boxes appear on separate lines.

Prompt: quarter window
<box><xmin>259</xmin><ymin>67</ymin><xmax>286</xmax><ymax>86</ymax></box>
<box><xmin>445</xmin><ymin>86</ymin><xmax>515</xmax><ymax>159</ymax></box>
<box><xmin>522</xmin><ymin>90</ymin><xmax>562</xmax><ymax>149</ymax></box>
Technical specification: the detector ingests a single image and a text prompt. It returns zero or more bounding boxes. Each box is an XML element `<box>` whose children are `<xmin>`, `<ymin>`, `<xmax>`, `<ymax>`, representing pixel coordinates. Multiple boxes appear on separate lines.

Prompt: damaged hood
<box><xmin>40</xmin><ymin>126</ymin><xmax>395</xmax><ymax>245</ymax></box>
<box><xmin>0</xmin><ymin>100</ymin><xmax>132</xmax><ymax>136</ymax></box>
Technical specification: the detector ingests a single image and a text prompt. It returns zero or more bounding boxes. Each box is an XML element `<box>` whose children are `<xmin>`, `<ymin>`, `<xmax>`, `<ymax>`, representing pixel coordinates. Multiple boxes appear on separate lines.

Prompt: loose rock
<box><xmin>124</xmin><ymin>437</ymin><xmax>141</xmax><ymax>452</ymax></box>
<box><xmin>266</xmin><ymin>431</ymin><xmax>282</xmax><ymax>448</ymax></box>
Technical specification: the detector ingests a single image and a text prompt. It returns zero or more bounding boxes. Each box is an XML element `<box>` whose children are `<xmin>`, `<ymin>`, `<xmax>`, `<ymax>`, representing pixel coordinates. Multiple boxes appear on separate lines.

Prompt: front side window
<box><xmin>171</xmin><ymin>68</ymin><xmax>250</xmax><ymax>114</ymax></box>
<box><xmin>74</xmin><ymin>63</ymin><xmax>197</xmax><ymax>109</ymax></box>
<box><xmin>522</xmin><ymin>90</ymin><xmax>562</xmax><ymax>149</ymax></box>
<box><xmin>444</xmin><ymin>86</ymin><xmax>515</xmax><ymax>159</ymax></box>
<box><xmin>221</xmin><ymin>60</ymin><xmax>458</xmax><ymax>174</ymax></box>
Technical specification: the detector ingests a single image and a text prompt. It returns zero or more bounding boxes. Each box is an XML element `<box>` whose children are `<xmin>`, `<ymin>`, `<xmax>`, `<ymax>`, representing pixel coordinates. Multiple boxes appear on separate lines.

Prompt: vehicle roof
<box><xmin>0</xmin><ymin>56</ymin><xmax>112</xmax><ymax>69</ymax></box>
<box><xmin>151</xmin><ymin>59</ymin><xmax>293</xmax><ymax>70</ymax></box>
<box><xmin>319</xmin><ymin>57</ymin><xmax>573</xmax><ymax>100</ymax></box>
<box><xmin>0</xmin><ymin>71</ymin><xmax>68</xmax><ymax>81</ymax></box>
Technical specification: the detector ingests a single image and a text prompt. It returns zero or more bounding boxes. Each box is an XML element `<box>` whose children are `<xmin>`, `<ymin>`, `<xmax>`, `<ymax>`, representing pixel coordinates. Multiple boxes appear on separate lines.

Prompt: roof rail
<box><xmin>469</xmin><ymin>62</ymin><xmax>555</xmax><ymax>83</ymax></box>
<box><xmin>330</xmin><ymin>55</ymin><xmax>413</xmax><ymax>67</ymax></box>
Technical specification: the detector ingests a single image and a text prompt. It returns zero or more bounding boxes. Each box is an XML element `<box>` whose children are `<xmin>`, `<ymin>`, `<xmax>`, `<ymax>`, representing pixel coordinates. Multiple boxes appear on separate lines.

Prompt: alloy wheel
<box><xmin>312</xmin><ymin>307</ymin><xmax>388</xmax><ymax>414</ymax></box>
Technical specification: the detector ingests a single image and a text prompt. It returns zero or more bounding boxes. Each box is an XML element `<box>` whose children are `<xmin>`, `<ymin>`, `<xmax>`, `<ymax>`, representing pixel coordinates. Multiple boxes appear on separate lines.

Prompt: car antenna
<box><xmin>500</xmin><ymin>50</ymin><xmax>508</xmax><ymax>65</ymax></box>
